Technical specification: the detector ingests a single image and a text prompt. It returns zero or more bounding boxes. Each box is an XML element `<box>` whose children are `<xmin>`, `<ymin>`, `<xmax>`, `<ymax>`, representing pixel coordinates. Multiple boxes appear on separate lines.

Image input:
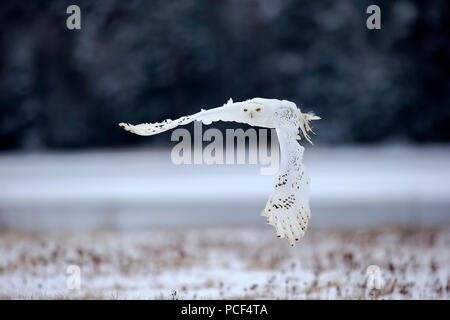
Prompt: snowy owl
<box><xmin>119</xmin><ymin>98</ymin><xmax>320</xmax><ymax>246</ymax></box>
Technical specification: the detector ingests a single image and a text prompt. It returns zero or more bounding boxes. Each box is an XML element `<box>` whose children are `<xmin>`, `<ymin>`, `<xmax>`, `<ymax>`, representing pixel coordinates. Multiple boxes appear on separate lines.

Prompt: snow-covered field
<box><xmin>0</xmin><ymin>145</ymin><xmax>449</xmax><ymax>299</ymax></box>
<box><xmin>0</xmin><ymin>226</ymin><xmax>448</xmax><ymax>299</ymax></box>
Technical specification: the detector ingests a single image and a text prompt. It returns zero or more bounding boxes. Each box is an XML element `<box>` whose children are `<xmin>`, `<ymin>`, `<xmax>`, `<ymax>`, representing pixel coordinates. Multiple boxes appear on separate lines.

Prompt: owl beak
<box><xmin>249</xmin><ymin>112</ymin><xmax>254</xmax><ymax>118</ymax></box>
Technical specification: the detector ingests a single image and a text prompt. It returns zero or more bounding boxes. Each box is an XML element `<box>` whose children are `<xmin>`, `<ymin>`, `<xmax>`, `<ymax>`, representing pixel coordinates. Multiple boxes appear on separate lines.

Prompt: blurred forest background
<box><xmin>0</xmin><ymin>0</ymin><xmax>449</xmax><ymax>150</ymax></box>
<box><xmin>0</xmin><ymin>3</ymin><xmax>449</xmax><ymax>300</ymax></box>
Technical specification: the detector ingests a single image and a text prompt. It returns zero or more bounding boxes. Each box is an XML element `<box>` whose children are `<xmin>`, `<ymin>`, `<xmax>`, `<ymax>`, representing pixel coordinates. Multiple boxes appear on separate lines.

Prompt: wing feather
<box><xmin>119</xmin><ymin>98</ymin><xmax>245</xmax><ymax>136</ymax></box>
<box><xmin>261</xmin><ymin>127</ymin><xmax>312</xmax><ymax>246</ymax></box>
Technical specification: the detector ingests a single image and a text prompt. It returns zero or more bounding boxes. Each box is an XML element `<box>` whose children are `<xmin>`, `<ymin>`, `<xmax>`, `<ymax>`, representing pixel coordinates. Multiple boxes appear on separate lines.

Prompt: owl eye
<box><xmin>243</xmin><ymin>108</ymin><xmax>248</xmax><ymax>112</ymax></box>
<box><xmin>256</xmin><ymin>108</ymin><xmax>261</xmax><ymax>112</ymax></box>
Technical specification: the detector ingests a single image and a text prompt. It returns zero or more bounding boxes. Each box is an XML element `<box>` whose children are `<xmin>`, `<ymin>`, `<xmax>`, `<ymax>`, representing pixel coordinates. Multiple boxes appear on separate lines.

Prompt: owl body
<box><xmin>119</xmin><ymin>98</ymin><xmax>319</xmax><ymax>246</ymax></box>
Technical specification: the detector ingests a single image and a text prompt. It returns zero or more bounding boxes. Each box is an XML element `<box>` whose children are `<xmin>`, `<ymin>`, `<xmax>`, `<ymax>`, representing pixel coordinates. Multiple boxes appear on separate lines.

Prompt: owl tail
<box><xmin>298</xmin><ymin>111</ymin><xmax>321</xmax><ymax>145</ymax></box>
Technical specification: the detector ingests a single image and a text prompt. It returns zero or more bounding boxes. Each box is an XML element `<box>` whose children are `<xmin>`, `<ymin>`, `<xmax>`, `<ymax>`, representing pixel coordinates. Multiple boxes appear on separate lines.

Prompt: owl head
<box><xmin>241</xmin><ymin>103</ymin><xmax>265</xmax><ymax>120</ymax></box>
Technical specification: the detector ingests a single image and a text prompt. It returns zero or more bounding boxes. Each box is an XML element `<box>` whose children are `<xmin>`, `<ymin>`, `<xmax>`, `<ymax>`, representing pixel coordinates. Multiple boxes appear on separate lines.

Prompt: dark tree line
<box><xmin>0</xmin><ymin>0</ymin><xmax>449</xmax><ymax>150</ymax></box>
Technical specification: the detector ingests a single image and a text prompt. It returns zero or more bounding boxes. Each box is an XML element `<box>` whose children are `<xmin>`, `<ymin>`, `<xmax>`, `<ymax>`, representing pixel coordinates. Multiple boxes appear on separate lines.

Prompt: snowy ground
<box><xmin>0</xmin><ymin>226</ymin><xmax>448</xmax><ymax>300</ymax></box>
<box><xmin>0</xmin><ymin>145</ymin><xmax>449</xmax><ymax>299</ymax></box>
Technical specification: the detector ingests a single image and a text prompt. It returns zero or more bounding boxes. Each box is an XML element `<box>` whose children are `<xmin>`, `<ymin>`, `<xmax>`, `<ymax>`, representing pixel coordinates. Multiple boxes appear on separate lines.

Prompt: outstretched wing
<box><xmin>261</xmin><ymin>127</ymin><xmax>311</xmax><ymax>246</ymax></box>
<box><xmin>119</xmin><ymin>114</ymin><xmax>195</xmax><ymax>136</ymax></box>
<box><xmin>119</xmin><ymin>98</ymin><xmax>247</xmax><ymax>136</ymax></box>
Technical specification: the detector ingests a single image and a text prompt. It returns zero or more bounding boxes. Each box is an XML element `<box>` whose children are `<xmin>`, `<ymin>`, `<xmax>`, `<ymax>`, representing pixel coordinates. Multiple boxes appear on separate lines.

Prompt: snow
<box><xmin>0</xmin><ymin>227</ymin><xmax>448</xmax><ymax>299</ymax></box>
<box><xmin>0</xmin><ymin>145</ymin><xmax>449</xmax><ymax>231</ymax></box>
<box><xmin>0</xmin><ymin>145</ymin><xmax>449</xmax><ymax>299</ymax></box>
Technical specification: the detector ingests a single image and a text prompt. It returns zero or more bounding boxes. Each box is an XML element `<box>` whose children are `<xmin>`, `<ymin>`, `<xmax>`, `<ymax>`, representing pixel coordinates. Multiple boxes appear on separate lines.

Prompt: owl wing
<box><xmin>119</xmin><ymin>98</ymin><xmax>250</xmax><ymax>136</ymax></box>
<box><xmin>261</xmin><ymin>127</ymin><xmax>311</xmax><ymax>246</ymax></box>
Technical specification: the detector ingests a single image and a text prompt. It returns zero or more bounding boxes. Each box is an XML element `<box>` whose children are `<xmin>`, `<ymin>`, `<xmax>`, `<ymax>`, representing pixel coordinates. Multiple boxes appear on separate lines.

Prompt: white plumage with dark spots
<box><xmin>119</xmin><ymin>98</ymin><xmax>320</xmax><ymax>246</ymax></box>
